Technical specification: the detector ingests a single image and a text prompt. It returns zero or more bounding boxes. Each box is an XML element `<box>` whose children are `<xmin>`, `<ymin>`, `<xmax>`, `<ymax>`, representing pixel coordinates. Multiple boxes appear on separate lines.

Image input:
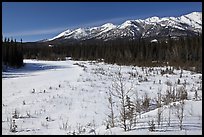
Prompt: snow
<box><xmin>48</xmin><ymin>12</ymin><xmax>202</xmax><ymax>41</ymax></box>
<box><xmin>2</xmin><ymin>59</ymin><xmax>202</xmax><ymax>135</ymax></box>
<box><xmin>160</xmin><ymin>17</ymin><xmax>169</xmax><ymax>22</ymax></box>
<box><xmin>48</xmin><ymin>29</ymin><xmax>71</xmax><ymax>41</ymax></box>
<box><xmin>89</xmin><ymin>26</ymin><xmax>98</xmax><ymax>31</ymax></box>
<box><xmin>145</xmin><ymin>16</ymin><xmax>160</xmax><ymax>23</ymax></box>
<box><xmin>64</xmin><ymin>28</ymin><xmax>88</xmax><ymax>39</ymax></box>
<box><xmin>118</xmin><ymin>20</ymin><xmax>135</xmax><ymax>29</ymax></box>
<box><xmin>184</xmin><ymin>12</ymin><xmax>202</xmax><ymax>25</ymax></box>
<box><xmin>101</xmin><ymin>23</ymin><xmax>116</xmax><ymax>29</ymax></box>
<box><xmin>172</xmin><ymin>25</ymin><xmax>185</xmax><ymax>30</ymax></box>
<box><xmin>97</xmin><ymin>23</ymin><xmax>117</xmax><ymax>35</ymax></box>
<box><xmin>178</xmin><ymin>14</ymin><xmax>202</xmax><ymax>31</ymax></box>
<box><xmin>75</xmin><ymin>28</ymin><xmax>85</xmax><ymax>33</ymax></box>
<box><xmin>151</xmin><ymin>39</ymin><xmax>158</xmax><ymax>43</ymax></box>
<box><xmin>48</xmin><ymin>44</ymin><xmax>54</xmax><ymax>47</ymax></box>
<box><xmin>118</xmin><ymin>20</ymin><xmax>140</xmax><ymax>32</ymax></box>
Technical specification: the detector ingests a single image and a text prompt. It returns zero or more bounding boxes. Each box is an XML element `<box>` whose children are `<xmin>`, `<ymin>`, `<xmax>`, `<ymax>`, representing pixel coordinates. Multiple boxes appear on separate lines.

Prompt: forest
<box><xmin>21</xmin><ymin>35</ymin><xmax>202</xmax><ymax>73</ymax></box>
<box><xmin>2</xmin><ymin>38</ymin><xmax>24</xmax><ymax>69</ymax></box>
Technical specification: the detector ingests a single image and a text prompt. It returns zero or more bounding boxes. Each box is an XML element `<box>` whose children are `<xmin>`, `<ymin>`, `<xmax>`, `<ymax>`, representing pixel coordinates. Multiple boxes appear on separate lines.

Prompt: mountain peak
<box><xmin>48</xmin><ymin>29</ymin><xmax>71</xmax><ymax>41</ymax></box>
<box><xmin>48</xmin><ymin>12</ymin><xmax>202</xmax><ymax>42</ymax></box>
<box><xmin>145</xmin><ymin>16</ymin><xmax>160</xmax><ymax>22</ymax></box>
<box><xmin>187</xmin><ymin>11</ymin><xmax>202</xmax><ymax>16</ymax></box>
<box><xmin>101</xmin><ymin>23</ymin><xmax>116</xmax><ymax>28</ymax></box>
<box><xmin>119</xmin><ymin>20</ymin><xmax>137</xmax><ymax>29</ymax></box>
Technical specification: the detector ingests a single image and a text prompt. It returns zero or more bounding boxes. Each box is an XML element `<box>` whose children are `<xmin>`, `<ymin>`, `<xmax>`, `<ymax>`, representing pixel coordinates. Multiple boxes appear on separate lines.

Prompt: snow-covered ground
<box><xmin>2</xmin><ymin>59</ymin><xmax>202</xmax><ymax>135</ymax></box>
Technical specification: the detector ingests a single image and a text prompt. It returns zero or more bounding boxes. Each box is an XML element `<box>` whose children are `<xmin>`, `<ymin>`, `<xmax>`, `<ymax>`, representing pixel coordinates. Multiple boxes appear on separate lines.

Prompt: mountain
<box><xmin>47</xmin><ymin>12</ymin><xmax>202</xmax><ymax>43</ymax></box>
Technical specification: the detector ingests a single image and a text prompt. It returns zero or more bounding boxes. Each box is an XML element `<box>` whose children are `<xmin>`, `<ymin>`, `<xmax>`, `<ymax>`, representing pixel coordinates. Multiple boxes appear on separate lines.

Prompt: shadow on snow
<box><xmin>2</xmin><ymin>62</ymin><xmax>71</xmax><ymax>79</ymax></box>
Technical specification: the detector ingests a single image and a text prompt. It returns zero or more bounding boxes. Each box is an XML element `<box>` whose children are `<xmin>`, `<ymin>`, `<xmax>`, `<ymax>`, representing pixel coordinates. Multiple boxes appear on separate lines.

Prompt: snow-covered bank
<box><xmin>2</xmin><ymin>59</ymin><xmax>202</xmax><ymax>135</ymax></box>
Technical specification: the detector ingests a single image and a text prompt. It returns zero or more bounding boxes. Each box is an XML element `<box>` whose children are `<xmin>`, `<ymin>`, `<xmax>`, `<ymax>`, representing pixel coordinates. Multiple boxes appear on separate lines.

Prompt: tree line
<box><xmin>2</xmin><ymin>37</ymin><xmax>24</xmax><ymax>69</ymax></box>
<box><xmin>22</xmin><ymin>35</ymin><xmax>202</xmax><ymax>73</ymax></box>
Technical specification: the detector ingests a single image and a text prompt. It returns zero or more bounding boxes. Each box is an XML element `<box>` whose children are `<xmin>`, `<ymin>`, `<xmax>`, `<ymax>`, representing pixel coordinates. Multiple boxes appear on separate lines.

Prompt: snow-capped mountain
<box><xmin>48</xmin><ymin>12</ymin><xmax>202</xmax><ymax>42</ymax></box>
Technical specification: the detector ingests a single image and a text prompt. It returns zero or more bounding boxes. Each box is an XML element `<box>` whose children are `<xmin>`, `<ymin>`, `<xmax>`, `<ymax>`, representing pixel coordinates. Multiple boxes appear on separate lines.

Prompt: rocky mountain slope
<box><xmin>47</xmin><ymin>12</ymin><xmax>202</xmax><ymax>42</ymax></box>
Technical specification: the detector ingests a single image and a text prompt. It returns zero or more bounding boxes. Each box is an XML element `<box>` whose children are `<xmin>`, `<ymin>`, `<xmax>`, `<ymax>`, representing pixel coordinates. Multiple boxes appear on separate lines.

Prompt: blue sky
<box><xmin>2</xmin><ymin>2</ymin><xmax>202</xmax><ymax>42</ymax></box>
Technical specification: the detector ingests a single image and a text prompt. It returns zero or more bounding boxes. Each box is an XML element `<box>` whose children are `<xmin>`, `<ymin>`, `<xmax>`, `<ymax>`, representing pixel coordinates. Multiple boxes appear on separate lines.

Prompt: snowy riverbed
<box><xmin>2</xmin><ymin>59</ymin><xmax>202</xmax><ymax>135</ymax></box>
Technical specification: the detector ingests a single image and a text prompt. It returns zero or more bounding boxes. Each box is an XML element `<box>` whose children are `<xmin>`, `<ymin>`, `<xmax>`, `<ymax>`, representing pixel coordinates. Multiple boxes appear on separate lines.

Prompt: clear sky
<box><xmin>2</xmin><ymin>2</ymin><xmax>202</xmax><ymax>42</ymax></box>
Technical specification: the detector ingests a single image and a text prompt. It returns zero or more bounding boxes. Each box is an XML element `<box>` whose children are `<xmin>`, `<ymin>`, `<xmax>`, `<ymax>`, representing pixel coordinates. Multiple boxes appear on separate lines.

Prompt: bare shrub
<box><xmin>59</xmin><ymin>120</ymin><xmax>70</xmax><ymax>131</ymax></box>
<box><xmin>165</xmin><ymin>80</ymin><xmax>172</xmax><ymax>86</ymax></box>
<box><xmin>10</xmin><ymin>119</ymin><xmax>17</xmax><ymax>132</ymax></box>
<box><xmin>175</xmin><ymin>100</ymin><xmax>185</xmax><ymax>130</ymax></box>
<box><xmin>111</xmin><ymin>67</ymin><xmax>134</xmax><ymax>131</ymax></box>
<box><xmin>107</xmin><ymin>89</ymin><xmax>116</xmax><ymax>128</ymax></box>
<box><xmin>142</xmin><ymin>92</ymin><xmax>150</xmax><ymax>112</ymax></box>
<box><xmin>12</xmin><ymin>109</ymin><xmax>19</xmax><ymax>119</ymax></box>
<box><xmin>148</xmin><ymin>119</ymin><xmax>155</xmax><ymax>132</ymax></box>
<box><xmin>176</xmin><ymin>86</ymin><xmax>188</xmax><ymax>101</ymax></box>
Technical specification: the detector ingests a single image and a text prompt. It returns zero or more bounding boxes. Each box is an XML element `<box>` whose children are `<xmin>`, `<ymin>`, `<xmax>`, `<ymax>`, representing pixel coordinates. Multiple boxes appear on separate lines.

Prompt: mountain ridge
<box><xmin>47</xmin><ymin>12</ymin><xmax>202</xmax><ymax>42</ymax></box>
